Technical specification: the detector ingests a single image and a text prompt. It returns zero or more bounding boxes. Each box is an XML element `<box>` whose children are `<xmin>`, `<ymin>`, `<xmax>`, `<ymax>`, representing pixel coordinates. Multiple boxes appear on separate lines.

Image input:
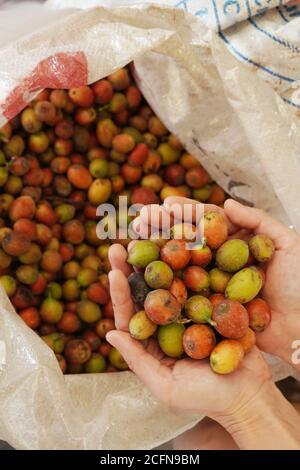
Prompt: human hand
<box><xmin>223</xmin><ymin>199</ymin><xmax>300</xmax><ymax>369</ymax></box>
<box><xmin>135</xmin><ymin>196</ymin><xmax>300</xmax><ymax>369</ymax></box>
<box><xmin>106</xmin><ymin>243</ymin><xmax>271</xmax><ymax>422</ymax></box>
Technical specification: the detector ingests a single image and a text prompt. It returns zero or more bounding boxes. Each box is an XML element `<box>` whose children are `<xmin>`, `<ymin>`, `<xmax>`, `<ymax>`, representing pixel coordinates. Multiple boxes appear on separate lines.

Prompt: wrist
<box><xmin>215</xmin><ymin>381</ymin><xmax>300</xmax><ymax>449</ymax></box>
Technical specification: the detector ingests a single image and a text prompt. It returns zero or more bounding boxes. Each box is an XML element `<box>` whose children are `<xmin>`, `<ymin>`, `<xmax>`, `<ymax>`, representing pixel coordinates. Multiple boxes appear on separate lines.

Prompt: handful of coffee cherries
<box><xmin>127</xmin><ymin>211</ymin><xmax>274</xmax><ymax>375</ymax></box>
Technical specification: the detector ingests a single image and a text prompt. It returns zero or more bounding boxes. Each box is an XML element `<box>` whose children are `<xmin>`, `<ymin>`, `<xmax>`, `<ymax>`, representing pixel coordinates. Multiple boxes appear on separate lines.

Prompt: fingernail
<box><xmin>225</xmin><ymin>198</ymin><xmax>239</xmax><ymax>208</ymax></box>
<box><xmin>106</xmin><ymin>331</ymin><xmax>115</xmax><ymax>343</ymax></box>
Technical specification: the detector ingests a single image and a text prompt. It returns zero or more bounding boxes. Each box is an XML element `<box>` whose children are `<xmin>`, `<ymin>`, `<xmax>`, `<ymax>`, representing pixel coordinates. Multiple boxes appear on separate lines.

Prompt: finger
<box><xmin>164</xmin><ymin>196</ymin><xmax>237</xmax><ymax>234</ymax></box>
<box><xmin>109</xmin><ymin>244</ymin><xmax>132</xmax><ymax>277</ymax></box>
<box><xmin>106</xmin><ymin>330</ymin><xmax>171</xmax><ymax>399</ymax></box>
<box><xmin>130</xmin><ymin>221</ymin><xmax>169</xmax><ymax>246</ymax></box>
<box><xmin>131</xmin><ymin>217</ymin><xmax>151</xmax><ymax>239</ymax></box>
<box><xmin>228</xmin><ymin>228</ymin><xmax>252</xmax><ymax>243</ymax></box>
<box><xmin>108</xmin><ymin>269</ymin><xmax>135</xmax><ymax>331</ymax></box>
<box><xmin>139</xmin><ymin>205</ymin><xmax>174</xmax><ymax>232</ymax></box>
<box><xmin>224</xmin><ymin>199</ymin><xmax>294</xmax><ymax>249</ymax></box>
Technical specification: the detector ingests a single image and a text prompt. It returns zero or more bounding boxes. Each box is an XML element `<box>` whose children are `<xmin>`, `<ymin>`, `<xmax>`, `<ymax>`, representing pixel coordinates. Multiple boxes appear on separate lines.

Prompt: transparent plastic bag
<box><xmin>0</xmin><ymin>0</ymin><xmax>299</xmax><ymax>450</ymax></box>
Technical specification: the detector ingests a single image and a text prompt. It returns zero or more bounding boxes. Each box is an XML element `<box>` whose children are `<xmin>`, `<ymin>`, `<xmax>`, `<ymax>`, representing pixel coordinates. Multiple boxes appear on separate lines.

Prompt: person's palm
<box><xmin>256</xmin><ymin>237</ymin><xmax>300</xmax><ymax>356</ymax></box>
<box><xmin>107</xmin><ymin>244</ymin><xmax>271</xmax><ymax>418</ymax></box>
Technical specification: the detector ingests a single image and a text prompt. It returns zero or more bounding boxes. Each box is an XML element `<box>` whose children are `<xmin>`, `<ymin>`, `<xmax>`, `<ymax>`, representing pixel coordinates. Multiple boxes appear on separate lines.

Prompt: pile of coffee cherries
<box><xmin>0</xmin><ymin>65</ymin><xmax>227</xmax><ymax>374</ymax></box>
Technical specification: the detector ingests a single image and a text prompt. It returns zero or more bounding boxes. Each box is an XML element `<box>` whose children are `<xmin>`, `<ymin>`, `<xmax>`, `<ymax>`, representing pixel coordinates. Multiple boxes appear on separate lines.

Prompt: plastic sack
<box><xmin>0</xmin><ymin>0</ymin><xmax>300</xmax><ymax>450</ymax></box>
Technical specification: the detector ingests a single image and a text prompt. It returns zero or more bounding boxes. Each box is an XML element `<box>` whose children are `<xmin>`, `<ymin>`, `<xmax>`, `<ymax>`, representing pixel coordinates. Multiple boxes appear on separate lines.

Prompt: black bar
<box><xmin>0</xmin><ymin>449</ymin><xmax>300</xmax><ymax>464</ymax></box>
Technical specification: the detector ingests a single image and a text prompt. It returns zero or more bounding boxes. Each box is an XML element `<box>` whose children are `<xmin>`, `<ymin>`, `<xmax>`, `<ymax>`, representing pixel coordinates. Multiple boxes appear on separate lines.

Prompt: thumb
<box><xmin>106</xmin><ymin>330</ymin><xmax>171</xmax><ymax>400</ymax></box>
<box><xmin>224</xmin><ymin>199</ymin><xmax>293</xmax><ymax>249</ymax></box>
